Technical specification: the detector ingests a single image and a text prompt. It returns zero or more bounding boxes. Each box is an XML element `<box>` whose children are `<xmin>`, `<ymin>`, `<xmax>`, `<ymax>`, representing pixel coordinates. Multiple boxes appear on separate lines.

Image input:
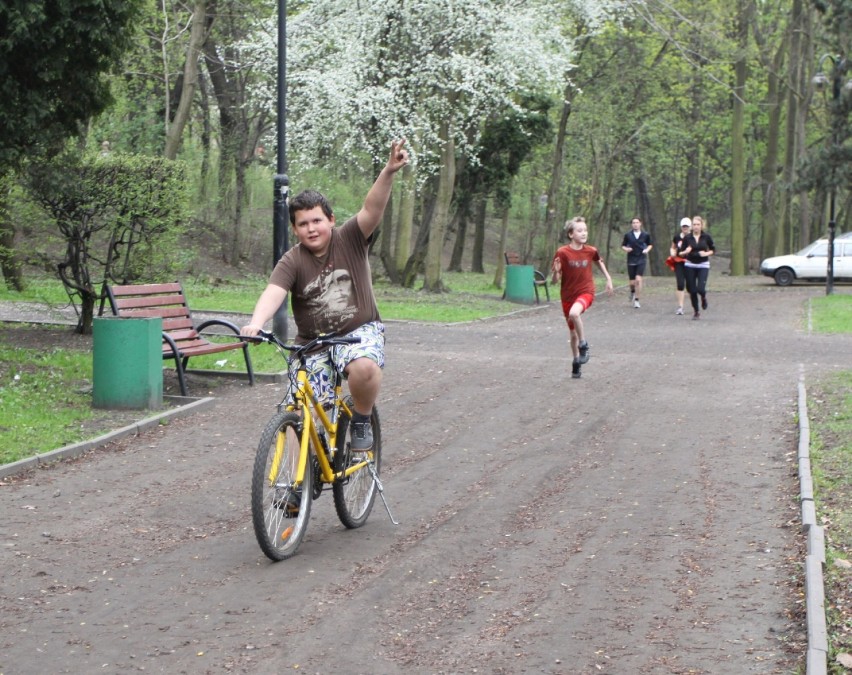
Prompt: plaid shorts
<box><xmin>288</xmin><ymin>321</ymin><xmax>385</xmax><ymax>408</ymax></box>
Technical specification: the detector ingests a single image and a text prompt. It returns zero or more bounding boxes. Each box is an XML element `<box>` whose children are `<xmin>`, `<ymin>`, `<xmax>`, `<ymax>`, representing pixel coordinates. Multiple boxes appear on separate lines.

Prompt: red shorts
<box><xmin>562</xmin><ymin>293</ymin><xmax>594</xmax><ymax>330</ymax></box>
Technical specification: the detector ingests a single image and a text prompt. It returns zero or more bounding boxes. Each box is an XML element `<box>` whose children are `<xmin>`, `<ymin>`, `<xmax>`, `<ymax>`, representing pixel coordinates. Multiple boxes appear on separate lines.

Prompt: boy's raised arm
<box><xmin>356</xmin><ymin>139</ymin><xmax>409</xmax><ymax>238</ymax></box>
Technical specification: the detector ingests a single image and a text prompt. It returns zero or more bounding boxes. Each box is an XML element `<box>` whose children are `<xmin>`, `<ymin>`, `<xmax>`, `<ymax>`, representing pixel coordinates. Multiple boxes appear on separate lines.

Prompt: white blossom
<box><xmin>240</xmin><ymin>0</ymin><xmax>629</xmax><ymax>177</ymax></box>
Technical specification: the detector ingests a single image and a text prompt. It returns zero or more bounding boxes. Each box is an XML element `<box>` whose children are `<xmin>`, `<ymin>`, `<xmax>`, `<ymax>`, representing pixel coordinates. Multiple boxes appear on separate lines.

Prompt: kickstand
<box><xmin>367</xmin><ymin>462</ymin><xmax>399</xmax><ymax>525</ymax></box>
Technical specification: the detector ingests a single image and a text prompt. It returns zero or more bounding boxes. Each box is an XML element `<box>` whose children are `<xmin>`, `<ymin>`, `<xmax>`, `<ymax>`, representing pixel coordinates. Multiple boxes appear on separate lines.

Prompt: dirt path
<box><xmin>2</xmin><ymin>277</ymin><xmax>849</xmax><ymax>674</ymax></box>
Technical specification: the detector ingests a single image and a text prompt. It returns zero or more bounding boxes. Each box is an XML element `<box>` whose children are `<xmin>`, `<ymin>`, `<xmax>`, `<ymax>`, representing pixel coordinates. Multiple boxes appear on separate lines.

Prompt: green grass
<box><xmin>811</xmin><ymin>294</ymin><xmax>852</xmax><ymax>333</ymax></box>
<box><xmin>0</xmin><ymin>271</ymin><xmax>517</xmax><ymax>322</ymax></box>
<box><xmin>0</xmin><ymin>277</ymin><xmax>71</xmax><ymax>305</ymax></box>
<box><xmin>807</xmin><ymin>370</ymin><xmax>852</xmax><ymax>668</ymax></box>
<box><xmin>0</xmin><ymin>340</ymin><xmax>104</xmax><ymax>461</ymax></box>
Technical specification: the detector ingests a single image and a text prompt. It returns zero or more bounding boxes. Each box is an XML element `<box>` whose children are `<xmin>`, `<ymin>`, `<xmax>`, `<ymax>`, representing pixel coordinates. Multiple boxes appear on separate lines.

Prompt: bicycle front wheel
<box><xmin>333</xmin><ymin>403</ymin><xmax>381</xmax><ymax>529</ymax></box>
<box><xmin>251</xmin><ymin>411</ymin><xmax>313</xmax><ymax>561</ymax></box>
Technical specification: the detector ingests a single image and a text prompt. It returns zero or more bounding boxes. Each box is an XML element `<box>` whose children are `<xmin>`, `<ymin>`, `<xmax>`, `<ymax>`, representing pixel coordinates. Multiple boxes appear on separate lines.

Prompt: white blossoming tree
<box><xmin>243</xmin><ymin>0</ymin><xmax>625</xmax><ymax>288</ymax></box>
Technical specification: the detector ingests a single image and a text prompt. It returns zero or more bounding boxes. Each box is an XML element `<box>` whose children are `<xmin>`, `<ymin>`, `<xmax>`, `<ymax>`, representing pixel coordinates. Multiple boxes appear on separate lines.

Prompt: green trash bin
<box><xmin>505</xmin><ymin>265</ymin><xmax>536</xmax><ymax>304</ymax></box>
<box><xmin>93</xmin><ymin>317</ymin><xmax>163</xmax><ymax>410</ymax></box>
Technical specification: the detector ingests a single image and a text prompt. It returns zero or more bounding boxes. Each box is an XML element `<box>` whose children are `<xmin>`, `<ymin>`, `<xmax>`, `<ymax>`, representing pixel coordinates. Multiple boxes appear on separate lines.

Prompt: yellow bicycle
<box><xmin>248</xmin><ymin>330</ymin><xmax>396</xmax><ymax>561</ymax></box>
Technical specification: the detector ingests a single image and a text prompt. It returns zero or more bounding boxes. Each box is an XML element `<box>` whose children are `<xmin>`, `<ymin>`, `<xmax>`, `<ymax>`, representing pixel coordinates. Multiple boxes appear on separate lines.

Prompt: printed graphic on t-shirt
<box><xmin>565</xmin><ymin>259</ymin><xmax>590</xmax><ymax>269</ymax></box>
<box><xmin>304</xmin><ymin>265</ymin><xmax>357</xmax><ymax>331</ymax></box>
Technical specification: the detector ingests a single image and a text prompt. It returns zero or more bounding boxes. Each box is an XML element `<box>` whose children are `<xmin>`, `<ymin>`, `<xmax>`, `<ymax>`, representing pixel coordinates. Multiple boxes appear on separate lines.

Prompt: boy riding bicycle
<box><xmin>240</xmin><ymin>139</ymin><xmax>409</xmax><ymax>450</ymax></box>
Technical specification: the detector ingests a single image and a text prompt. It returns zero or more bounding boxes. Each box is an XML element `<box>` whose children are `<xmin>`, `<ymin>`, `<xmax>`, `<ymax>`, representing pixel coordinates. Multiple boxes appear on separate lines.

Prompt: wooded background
<box><xmin>1</xmin><ymin>0</ymin><xmax>850</xmax><ymax>304</ymax></box>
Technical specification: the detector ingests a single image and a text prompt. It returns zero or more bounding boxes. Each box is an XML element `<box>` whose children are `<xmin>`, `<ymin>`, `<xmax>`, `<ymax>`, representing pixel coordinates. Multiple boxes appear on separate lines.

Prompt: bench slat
<box><xmin>113</xmin><ymin>294</ymin><xmax>188</xmax><ymax>311</ymax></box>
<box><xmin>110</xmin><ymin>282</ymin><xmax>183</xmax><ymax>296</ymax></box>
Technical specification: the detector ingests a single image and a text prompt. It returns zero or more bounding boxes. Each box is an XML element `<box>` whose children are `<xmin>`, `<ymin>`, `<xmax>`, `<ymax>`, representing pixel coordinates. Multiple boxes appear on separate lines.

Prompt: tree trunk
<box><xmin>492</xmin><ymin>205</ymin><xmax>510</xmax><ymax>289</ymax></box>
<box><xmin>401</xmin><ymin>175</ymin><xmax>439</xmax><ymax>288</ymax></box>
<box><xmin>203</xmin><ymin>36</ymin><xmax>244</xmax><ymax>265</ymax></box>
<box><xmin>756</xmin><ymin>39</ymin><xmax>785</xmax><ymax>259</ymax></box>
<box><xmin>448</xmin><ymin>202</ymin><xmax>468</xmax><ymax>272</ymax></box>
<box><xmin>730</xmin><ymin>0</ymin><xmax>750</xmax><ymax>276</ymax></box>
<box><xmin>0</xmin><ymin>175</ymin><xmax>25</xmax><ymax>291</ymax></box>
<box><xmin>423</xmin><ymin>121</ymin><xmax>455</xmax><ymax>293</ymax></box>
<box><xmin>165</xmin><ymin>0</ymin><xmax>211</xmax><ymax>160</ymax></box>
<box><xmin>780</xmin><ymin>0</ymin><xmax>805</xmax><ymax>252</ymax></box>
<box><xmin>543</xmin><ymin>81</ymin><xmax>573</xmax><ymax>260</ymax></box>
<box><xmin>795</xmin><ymin>6</ymin><xmax>813</xmax><ymax>247</ymax></box>
<box><xmin>685</xmin><ymin>72</ymin><xmax>702</xmax><ymax>218</ymax></box>
<box><xmin>471</xmin><ymin>197</ymin><xmax>487</xmax><ymax>273</ymax></box>
<box><xmin>390</xmin><ymin>164</ymin><xmax>415</xmax><ymax>282</ymax></box>
<box><xmin>378</xmin><ymin>158</ymin><xmax>395</xmax><ymax>278</ymax></box>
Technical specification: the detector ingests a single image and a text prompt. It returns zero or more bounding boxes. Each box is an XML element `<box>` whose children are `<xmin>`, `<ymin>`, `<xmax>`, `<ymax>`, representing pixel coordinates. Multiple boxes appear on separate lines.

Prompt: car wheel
<box><xmin>774</xmin><ymin>268</ymin><xmax>795</xmax><ymax>286</ymax></box>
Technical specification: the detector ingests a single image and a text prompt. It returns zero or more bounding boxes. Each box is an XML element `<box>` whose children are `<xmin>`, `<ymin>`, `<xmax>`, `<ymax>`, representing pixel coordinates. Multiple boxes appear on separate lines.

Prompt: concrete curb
<box><xmin>798</xmin><ymin>367</ymin><xmax>828</xmax><ymax>675</ymax></box>
<box><xmin>0</xmin><ymin>396</ymin><xmax>215</xmax><ymax>480</ymax></box>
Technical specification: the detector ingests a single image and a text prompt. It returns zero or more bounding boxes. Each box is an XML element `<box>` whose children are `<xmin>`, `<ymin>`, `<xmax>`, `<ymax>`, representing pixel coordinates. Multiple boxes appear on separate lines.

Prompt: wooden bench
<box><xmin>104</xmin><ymin>282</ymin><xmax>254</xmax><ymax>397</ymax></box>
<box><xmin>504</xmin><ymin>251</ymin><xmax>550</xmax><ymax>304</ymax></box>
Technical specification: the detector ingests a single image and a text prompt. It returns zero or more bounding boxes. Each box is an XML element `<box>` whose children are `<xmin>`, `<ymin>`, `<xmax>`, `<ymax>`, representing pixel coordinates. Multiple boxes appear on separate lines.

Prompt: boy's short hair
<box><xmin>564</xmin><ymin>216</ymin><xmax>586</xmax><ymax>237</ymax></box>
<box><xmin>289</xmin><ymin>189</ymin><xmax>334</xmax><ymax>225</ymax></box>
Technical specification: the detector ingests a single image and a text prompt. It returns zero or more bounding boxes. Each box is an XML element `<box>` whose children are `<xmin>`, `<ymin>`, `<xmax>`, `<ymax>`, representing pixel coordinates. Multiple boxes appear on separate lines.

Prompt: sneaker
<box><xmin>633</xmin><ymin>299</ymin><xmax>641</xmax><ymax>309</ymax></box>
<box><xmin>578</xmin><ymin>341</ymin><xmax>590</xmax><ymax>364</ymax></box>
<box><xmin>676</xmin><ymin>307</ymin><xmax>684</xmax><ymax>315</ymax></box>
<box><xmin>350</xmin><ymin>414</ymin><xmax>373</xmax><ymax>452</ymax></box>
<box><xmin>692</xmin><ymin>311</ymin><xmax>700</xmax><ymax>320</ymax></box>
<box><xmin>629</xmin><ymin>290</ymin><xmax>635</xmax><ymax>303</ymax></box>
<box><xmin>701</xmin><ymin>295</ymin><xmax>708</xmax><ymax>310</ymax></box>
<box><xmin>571</xmin><ymin>359</ymin><xmax>581</xmax><ymax>379</ymax></box>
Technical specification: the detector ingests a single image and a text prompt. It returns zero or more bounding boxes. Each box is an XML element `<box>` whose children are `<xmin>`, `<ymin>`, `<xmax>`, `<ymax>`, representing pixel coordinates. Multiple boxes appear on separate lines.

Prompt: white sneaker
<box><xmin>676</xmin><ymin>307</ymin><xmax>683</xmax><ymax>315</ymax></box>
<box><xmin>633</xmin><ymin>299</ymin><xmax>641</xmax><ymax>309</ymax></box>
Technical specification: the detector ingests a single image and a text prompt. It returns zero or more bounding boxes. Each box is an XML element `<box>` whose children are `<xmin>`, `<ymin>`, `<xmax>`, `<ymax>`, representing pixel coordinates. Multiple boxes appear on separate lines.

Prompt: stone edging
<box><xmin>0</xmin><ymin>396</ymin><xmax>215</xmax><ymax>480</ymax></box>
<box><xmin>799</xmin><ymin>366</ymin><xmax>828</xmax><ymax>675</ymax></box>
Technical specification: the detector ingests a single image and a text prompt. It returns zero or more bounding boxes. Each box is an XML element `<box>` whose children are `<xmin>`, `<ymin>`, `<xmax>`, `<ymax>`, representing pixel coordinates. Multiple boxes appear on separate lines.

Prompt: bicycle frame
<box><xmin>271</xmin><ymin>350</ymin><xmax>371</xmax><ymax>492</ymax></box>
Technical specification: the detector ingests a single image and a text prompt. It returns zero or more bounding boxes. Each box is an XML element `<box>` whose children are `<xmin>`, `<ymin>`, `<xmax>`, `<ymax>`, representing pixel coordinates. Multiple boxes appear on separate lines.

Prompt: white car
<box><xmin>760</xmin><ymin>232</ymin><xmax>852</xmax><ymax>286</ymax></box>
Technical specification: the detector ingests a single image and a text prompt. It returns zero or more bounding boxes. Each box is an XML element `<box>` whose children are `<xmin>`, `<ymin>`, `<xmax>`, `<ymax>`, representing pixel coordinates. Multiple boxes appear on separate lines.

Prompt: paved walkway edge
<box><xmin>0</xmin><ymin>397</ymin><xmax>215</xmax><ymax>480</ymax></box>
<box><xmin>799</xmin><ymin>367</ymin><xmax>828</xmax><ymax>675</ymax></box>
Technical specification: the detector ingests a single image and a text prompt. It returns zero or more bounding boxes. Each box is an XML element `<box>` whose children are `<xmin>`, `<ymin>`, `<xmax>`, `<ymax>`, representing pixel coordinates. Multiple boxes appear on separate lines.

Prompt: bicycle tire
<box><xmin>332</xmin><ymin>402</ymin><xmax>381</xmax><ymax>529</ymax></box>
<box><xmin>251</xmin><ymin>411</ymin><xmax>313</xmax><ymax>561</ymax></box>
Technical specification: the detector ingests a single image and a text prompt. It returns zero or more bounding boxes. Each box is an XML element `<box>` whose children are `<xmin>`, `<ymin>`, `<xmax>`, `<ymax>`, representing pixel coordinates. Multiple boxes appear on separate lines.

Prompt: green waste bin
<box><xmin>505</xmin><ymin>265</ymin><xmax>536</xmax><ymax>304</ymax></box>
<box><xmin>93</xmin><ymin>317</ymin><xmax>163</xmax><ymax>410</ymax></box>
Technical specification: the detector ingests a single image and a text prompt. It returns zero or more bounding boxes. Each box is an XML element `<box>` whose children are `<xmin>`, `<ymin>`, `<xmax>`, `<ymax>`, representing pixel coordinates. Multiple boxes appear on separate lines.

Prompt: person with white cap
<box><xmin>670</xmin><ymin>217</ymin><xmax>692</xmax><ymax>314</ymax></box>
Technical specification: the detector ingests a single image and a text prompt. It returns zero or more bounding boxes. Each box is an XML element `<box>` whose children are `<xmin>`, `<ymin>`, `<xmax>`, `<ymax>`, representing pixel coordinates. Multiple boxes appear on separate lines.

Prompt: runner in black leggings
<box><xmin>680</xmin><ymin>216</ymin><xmax>715</xmax><ymax>320</ymax></box>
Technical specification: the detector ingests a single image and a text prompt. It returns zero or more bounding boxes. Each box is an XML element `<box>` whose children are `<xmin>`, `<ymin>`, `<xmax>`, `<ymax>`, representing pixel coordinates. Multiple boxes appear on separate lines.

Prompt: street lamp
<box><xmin>812</xmin><ymin>53</ymin><xmax>851</xmax><ymax>296</ymax></box>
<box><xmin>272</xmin><ymin>0</ymin><xmax>289</xmax><ymax>337</ymax></box>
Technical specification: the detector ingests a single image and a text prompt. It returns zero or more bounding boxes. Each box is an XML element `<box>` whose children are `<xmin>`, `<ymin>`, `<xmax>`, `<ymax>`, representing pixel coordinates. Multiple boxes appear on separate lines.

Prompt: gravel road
<box><xmin>2</xmin><ymin>276</ymin><xmax>850</xmax><ymax>674</ymax></box>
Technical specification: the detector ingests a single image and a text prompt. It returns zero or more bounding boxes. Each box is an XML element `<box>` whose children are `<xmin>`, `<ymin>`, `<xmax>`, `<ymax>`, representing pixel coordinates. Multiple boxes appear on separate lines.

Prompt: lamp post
<box><xmin>272</xmin><ymin>0</ymin><xmax>289</xmax><ymax>338</ymax></box>
<box><xmin>812</xmin><ymin>53</ymin><xmax>850</xmax><ymax>296</ymax></box>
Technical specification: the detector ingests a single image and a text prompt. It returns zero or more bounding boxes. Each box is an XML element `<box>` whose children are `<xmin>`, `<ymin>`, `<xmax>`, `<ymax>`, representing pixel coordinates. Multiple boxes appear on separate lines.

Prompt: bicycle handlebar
<box><xmin>246</xmin><ymin>329</ymin><xmax>361</xmax><ymax>354</ymax></box>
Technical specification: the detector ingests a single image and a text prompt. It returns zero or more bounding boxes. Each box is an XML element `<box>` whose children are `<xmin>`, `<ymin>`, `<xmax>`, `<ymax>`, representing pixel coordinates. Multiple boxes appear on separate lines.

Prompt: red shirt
<box><xmin>553</xmin><ymin>244</ymin><xmax>600</xmax><ymax>303</ymax></box>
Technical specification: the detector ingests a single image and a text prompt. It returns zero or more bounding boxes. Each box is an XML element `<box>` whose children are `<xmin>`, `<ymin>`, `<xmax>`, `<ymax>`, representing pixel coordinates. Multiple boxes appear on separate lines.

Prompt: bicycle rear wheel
<box><xmin>333</xmin><ymin>403</ymin><xmax>381</xmax><ymax>529</ymax></box>
<box><xmin>251</xmin><ymin>412</ymin><xmax>313</xmax><ymax>561</ymax></box>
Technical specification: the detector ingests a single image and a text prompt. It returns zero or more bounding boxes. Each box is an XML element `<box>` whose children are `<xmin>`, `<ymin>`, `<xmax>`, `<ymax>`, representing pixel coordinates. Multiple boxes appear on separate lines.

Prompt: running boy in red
<box><xmin>551</xmin><ymin>217</ymin><xmax>613</xmax><ymax>378</ymax></box>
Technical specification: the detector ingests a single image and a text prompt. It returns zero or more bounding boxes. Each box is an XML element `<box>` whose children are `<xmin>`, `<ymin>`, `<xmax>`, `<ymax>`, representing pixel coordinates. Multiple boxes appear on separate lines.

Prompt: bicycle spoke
<box><xmin>251</xmin><ymin>412</ymin><xmax>312</xmax><ymax>560</ymax></box>
<box><xmin>333</xmin><ymin>404</ymin><xmax>381</xmax><ymax>528</ymax></box>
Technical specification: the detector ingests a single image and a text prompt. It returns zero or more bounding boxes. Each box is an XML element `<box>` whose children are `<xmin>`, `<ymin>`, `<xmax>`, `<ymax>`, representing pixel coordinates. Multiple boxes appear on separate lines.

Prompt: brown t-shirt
<box><xmin>268</xmin><ymin>217</ymin><xmax>381</xmax><ymax>342</ymax></box>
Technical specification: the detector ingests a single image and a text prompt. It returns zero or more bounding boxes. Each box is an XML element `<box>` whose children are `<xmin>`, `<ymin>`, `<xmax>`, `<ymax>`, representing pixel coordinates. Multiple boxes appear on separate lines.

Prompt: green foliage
<box><xmin>26</xmin><ymin>152</ymin><xmax>190</xmax><ymax>284</ymax></box>
<box><xmin>0</xmin><ymin>0</ymin><xmax>144</xmax><ymax>171</ymax></box>
<box><xmin>23</xmin><ymin>152</ymin><xmax>190</xmax><ymax>332</ymax></box>
<box><xmin>473</xmin><ymin>94</ymin><xmax>554</xmax><ymax>209</ymax></box>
